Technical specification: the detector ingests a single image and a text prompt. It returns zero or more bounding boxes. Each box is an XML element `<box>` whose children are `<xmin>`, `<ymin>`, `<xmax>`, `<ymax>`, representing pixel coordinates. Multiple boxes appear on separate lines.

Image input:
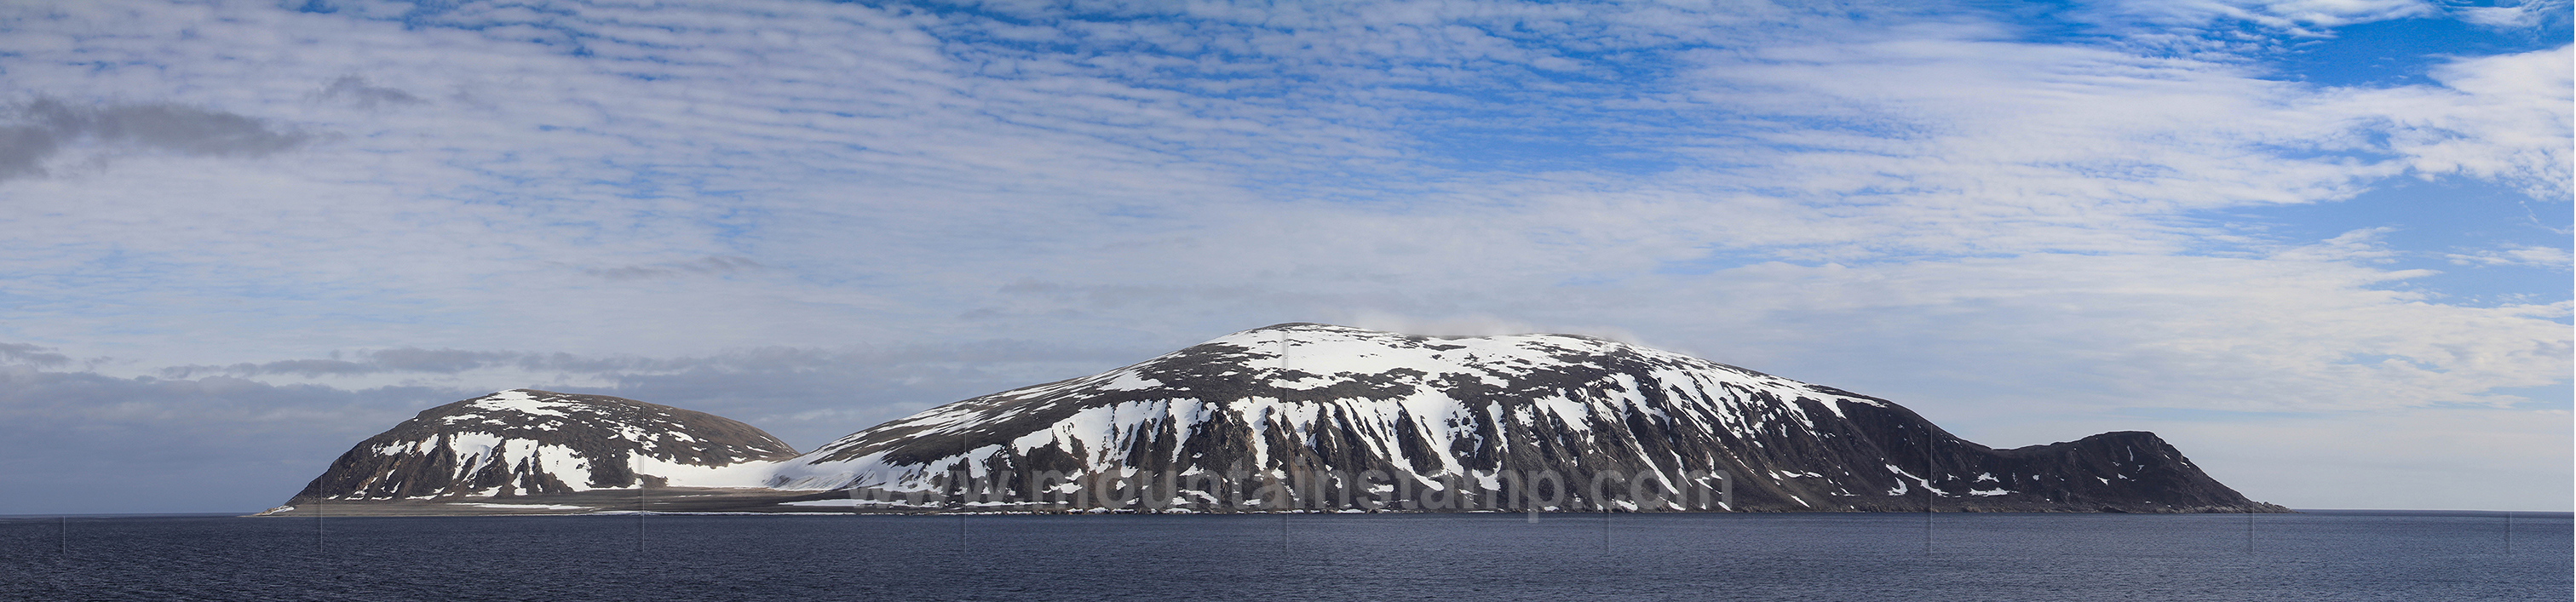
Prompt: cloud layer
<box><xmin>0</xmin><ymin>0</ymin><xmax>2565</xmax><ymax>513</ymax></box>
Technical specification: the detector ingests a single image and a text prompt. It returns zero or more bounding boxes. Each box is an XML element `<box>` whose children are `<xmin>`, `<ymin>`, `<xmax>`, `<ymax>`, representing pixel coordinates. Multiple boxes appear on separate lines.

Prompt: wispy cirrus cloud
<box><xmin>2080</xmin><ymin>0</ymin><xmax>2439</xmax><ymax>34</ymax></box>
<box><xmin>2447</xmin><ymin>244</ymin><xmax>2574</xmax><ymax>269</ymax></box>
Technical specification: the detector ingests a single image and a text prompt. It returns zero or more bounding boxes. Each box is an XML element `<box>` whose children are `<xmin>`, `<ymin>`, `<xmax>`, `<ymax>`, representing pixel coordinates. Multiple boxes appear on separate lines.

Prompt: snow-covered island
<box><xmin>260</xmin><ymin>324</ymin><xmax>2285</xmax><ymax>516</ymax></box>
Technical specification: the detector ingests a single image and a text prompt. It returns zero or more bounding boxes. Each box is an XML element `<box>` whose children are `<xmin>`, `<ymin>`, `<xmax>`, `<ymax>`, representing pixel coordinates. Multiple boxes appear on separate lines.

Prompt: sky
<box><xmin>0</xmin><ymin>0</ymin><xmax>2567</xmax><ymax>514</ymax></box>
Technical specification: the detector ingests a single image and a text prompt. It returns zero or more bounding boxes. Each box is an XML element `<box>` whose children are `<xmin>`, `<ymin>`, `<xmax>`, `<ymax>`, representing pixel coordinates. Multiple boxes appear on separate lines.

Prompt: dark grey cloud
<box><xmin>159</xmin><ymin>347</ymin><xmax>511</xmax><ymax>378</ymax></box>
<box><xmin>0</xmin><ymin>97</ymin><xmax>314</xmax><ymax>181</ymax></box>
<box><xmin>370</xmin><ymin>347</ymin><xmax>509</xmax><ymax>373</ymax></box>
<box><xmin>158</xmin><ymin>359</ymin><xmax>362</xmax><ymax>379</ymax></box>
<box><xmin>161</xmin><ymin>347</ymin><xmax>739</xmax><ymax>378</ymax></box>
<box><xmin>314</xmin><ymin>75</ymin><xmax>423</xmax><ymax>109</ymax></box>
<box><xmin>0</xmin><ymin>342</ymin><xmax>71</xmax><ymax>367</ymax></box>
<box><xmin>581</xmin><ymin>255</ymin><xmax>764</xmax><ymax>281</ymax></box>
<box><xmin>230</xmin><ymin>358</ymin><xmax>377</xmax><ymax>377</ymax></box>
<box><xmin>154</xmin><ymin>340</ymin><xmax>1137</xmax><ymax>381</ymax></box>
<box><xmin>0</xmin><ymin>124</ymin><xmax>55</xmax><ymax>181</ymax></box>
<box><xmin>0</xmin><ymin>367</ymin><xmax>463</xmax><ymax>514</ymax></box>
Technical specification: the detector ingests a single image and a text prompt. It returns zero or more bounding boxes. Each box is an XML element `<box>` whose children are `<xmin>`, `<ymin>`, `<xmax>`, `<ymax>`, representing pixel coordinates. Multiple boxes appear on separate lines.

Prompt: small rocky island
<box><xmin>262</xmin><ymin>324</ymin><xmax>2286</xmax><ymax>516</ymax></box>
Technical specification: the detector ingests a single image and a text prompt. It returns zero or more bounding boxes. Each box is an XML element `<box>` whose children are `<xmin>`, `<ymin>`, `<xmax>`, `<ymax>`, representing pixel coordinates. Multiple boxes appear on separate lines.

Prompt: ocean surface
<box><xmin>2</xmin><ymin>510</ymin><xmax>2566</xmax><ymax>601</ymax></box>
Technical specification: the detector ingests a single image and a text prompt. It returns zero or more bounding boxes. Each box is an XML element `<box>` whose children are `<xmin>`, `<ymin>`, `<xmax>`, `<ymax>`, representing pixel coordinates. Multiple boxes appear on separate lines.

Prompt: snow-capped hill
<box><xmin>290</xmin><ymin>389</ymin><xmax>797</xmax><ymax>502</ymax></box>
<box><xmin>775</xmin><ymin>324</ymin><xmax>1881</xmax><ymax>482</ymax></box>
<box><xmin>769</xmin><ymin>324</ymin><xmax>2277</xmax><ymax>513</ymax></box>
<box><xmin>272</xmin><ymin>324</ymin><xmax>2278</xmax><ymax>514</ymax></box>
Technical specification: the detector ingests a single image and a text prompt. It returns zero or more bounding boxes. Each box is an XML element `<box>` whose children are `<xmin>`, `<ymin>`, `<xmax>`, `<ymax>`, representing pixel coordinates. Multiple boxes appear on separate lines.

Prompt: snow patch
<box><xmin>1096</xmin><ymin>370</ymin><xmax>1163</xmax><ymax>392</ymax></box>
<box><xmin>468</xmin><ymin>390</ymin><xmax>574</xmax><ymax>417</ymax></box>
<box><xmin>456</xmin><ymin>502</ymin><xmax>589</xmax><ymax>510</ymax></box>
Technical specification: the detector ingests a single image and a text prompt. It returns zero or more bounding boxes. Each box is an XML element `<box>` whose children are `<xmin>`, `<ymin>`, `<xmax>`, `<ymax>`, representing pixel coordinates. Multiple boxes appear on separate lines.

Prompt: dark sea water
<box><xmin>2</xmin><ymin>510</ymin><xmax>2567</xmax><ymax>601</ymax></box>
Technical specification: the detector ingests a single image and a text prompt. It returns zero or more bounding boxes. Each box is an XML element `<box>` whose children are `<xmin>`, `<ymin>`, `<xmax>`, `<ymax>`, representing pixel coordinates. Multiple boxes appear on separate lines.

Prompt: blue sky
<box><xmin>0</xmin><ymin>0</ymin><xmax>2567</xmax><ymax>513</ymax></box>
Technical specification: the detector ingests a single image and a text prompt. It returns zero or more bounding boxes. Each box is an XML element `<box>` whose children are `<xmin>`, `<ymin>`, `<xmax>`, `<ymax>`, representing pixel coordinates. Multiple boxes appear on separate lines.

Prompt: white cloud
<box><xmin>2381</xmin><ymin>46</ymin><xmax>2575</xmax><ymax>198</ymax></box>
<box><xmin>2079</xmin><ymin>0</ymin><xmax>2439</xmax><ymax>36</ymax></box>
<box><xmin>2269</xmin><ymin>226</ymin><xmax>2401</xmax><ymax>262</ymax></box>
<box><xmin>1602</xmin><ymin>251</ymin><xmax>2567</xmax><ymax>414</ymax></box>
<box><xmin>2447</xmin><ymin>244</ymin><xmax>2575</xmax><ymax>269</ymax></box>
<box><xmin>2239</xmin><ymin>0</ymin><xmax>2439</xmax><ymax>27</ymax></box>
<box><xmin>2457</xmin><ymin>0</ymin><xmax>2573</xmax><ymax>29</ymax></box>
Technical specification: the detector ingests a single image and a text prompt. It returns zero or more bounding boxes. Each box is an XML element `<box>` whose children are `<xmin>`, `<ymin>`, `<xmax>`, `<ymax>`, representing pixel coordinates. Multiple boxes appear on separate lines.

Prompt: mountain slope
<box><xmin>769</xmin><ymin>324</ymin><xmax>2280</xmax><ymax>513</ymax></box>
<box><xmin>286</xmin><ymin>389</ymin><xmax>797</xmax><ymax>504</ymax></box>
